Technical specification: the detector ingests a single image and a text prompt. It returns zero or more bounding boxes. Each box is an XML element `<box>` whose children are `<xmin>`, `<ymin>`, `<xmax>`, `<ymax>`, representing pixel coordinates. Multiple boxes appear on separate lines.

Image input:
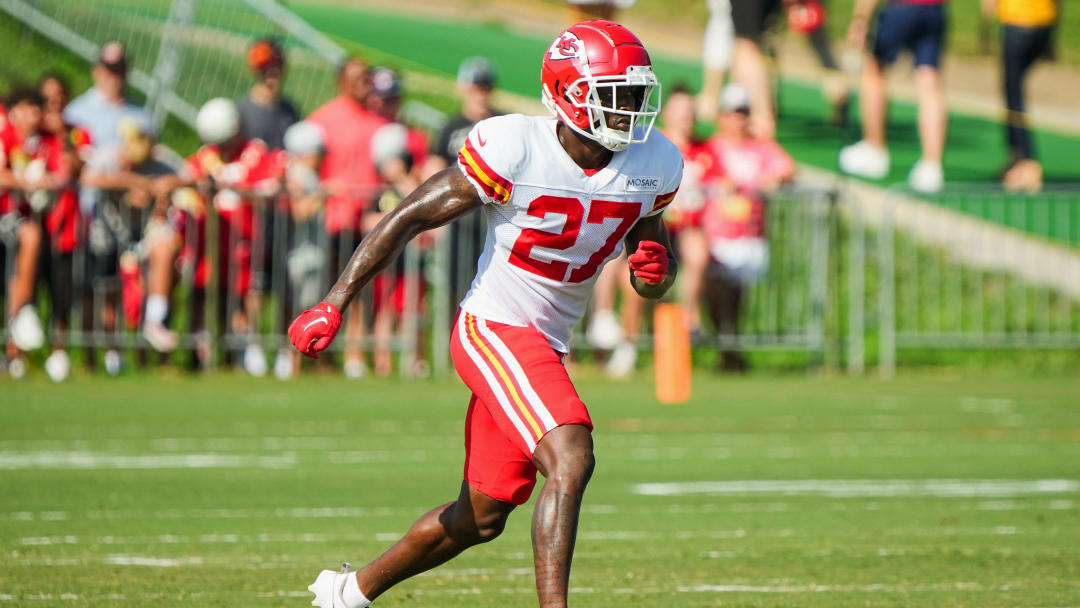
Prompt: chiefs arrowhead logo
<box><xmin>547</xmin><ymin>32</ymin><xmax>585</xmax><ymax>62</ymax></box>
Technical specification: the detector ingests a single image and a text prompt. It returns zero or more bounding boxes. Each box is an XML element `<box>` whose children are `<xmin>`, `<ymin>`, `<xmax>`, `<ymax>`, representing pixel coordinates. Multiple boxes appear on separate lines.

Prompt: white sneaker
<box><xmin>274</xmin><ymin>348</ymin><xmax>295</xmax><ymax>380</ymax></box>
<box><xmin>10</xmin><ymin>306</ymin><xmax>45</xmax><ymax>351</ymax></box>
<box><xmin>243</xmin><ymin>343</ymin><xmax>268</xmax><ymax>377</ymax></box>
<box><xmin>104</xmin><ymin>349</ymin><xmax>123</xmax><ymax>377</ymax></box>
<box><xmin>143</xmin><ymin>321</ymin><xmax>179</xmax><ymax>353</ymax></box>
<box><xmin>605</xmin><ymin>341</ymin><xmax>638</xmax><ymax>378</ymax></box>
<box><xmin>44</xmin><ymin>349</ymin><xmax>71</xmax><ymax>382</ymax></box>
<box><xmin>8</xmin><ymin>355</ymin><xmax>27</xmax><ymax>379</ymax></box>
<box><xmin>308</xmin><ymin>562</ymin><xmax>353</xmax><ymax>608</ymax></box>
<box><xmin>839</xmin><ymin>140</ymin><xmax>890</xmax><ymax>180</ymax></box>
<box><xmin>586</xmin><ymin>309</ymin><xmax>624</xmax><ymax>350</ymax></box>
<box><xmin>343</xmin><ymin>357</ymin><xmax>366</xmax><ymax>379</ymax></box>
<box><xmin>908</xmin><ymin>159</ymin><xmax>944</xmax><ymax>194</ymax></box>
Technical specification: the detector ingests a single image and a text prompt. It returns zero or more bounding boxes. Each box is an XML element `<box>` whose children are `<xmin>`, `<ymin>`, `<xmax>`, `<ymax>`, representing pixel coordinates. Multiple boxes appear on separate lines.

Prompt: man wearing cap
<box><xmin>63</xmin><ymin>41</ymin><xmax>157</xmax><ymax>375</ymax></box>
<box><xmin>422</xmin><ymin>57</ymin><xmax>503</xmax><ymax>307</ymax></box>
<box><xmin>703</xmin><ymin>84</ymin><xmax>794</xmax><ymax>371</ymax></box>
<box><xmin>308</xmin><ymin>57</ymin><xmax>388</xmax><ymax>378</ymax></box>
<box><xmin>235</xmin><ymin>38</ymin><xmax>299</xmax><ymax>151</ymax></box>
<box><xmin>64</xmin><ymin>41</ymin><xmax>154</xmax><ymax>153</ymax></box>
<box><xmin>366</xmin><ymin>66</ymin><xmax>428</xmax><ymax>179</ymax></box>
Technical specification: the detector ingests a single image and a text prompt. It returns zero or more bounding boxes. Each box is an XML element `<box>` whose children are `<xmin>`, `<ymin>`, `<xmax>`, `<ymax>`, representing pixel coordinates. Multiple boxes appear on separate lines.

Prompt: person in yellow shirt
<box><xmin>983</xmin><ymin>0</ymin><xmax>1058</xmax><ymax>192</ymax></box>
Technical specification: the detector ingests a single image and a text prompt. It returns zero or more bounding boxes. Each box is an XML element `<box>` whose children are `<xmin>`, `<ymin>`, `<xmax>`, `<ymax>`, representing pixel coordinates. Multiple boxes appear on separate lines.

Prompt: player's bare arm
<box><xmin>625</xmin><ymin>213</ymin><xmax>678</xmax><ymax>299</ymax></box>
<box><xmin>325</xmin><ymin>166</ymin><xmax>481</xmax><ymax>311</ymax></box>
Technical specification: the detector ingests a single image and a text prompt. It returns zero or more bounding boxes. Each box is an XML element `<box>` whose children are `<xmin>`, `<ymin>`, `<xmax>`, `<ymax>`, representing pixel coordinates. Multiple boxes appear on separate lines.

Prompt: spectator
<box><xmin>63</xmin><ymin>41</ymin><xmax>156</xmax><ymax>375</ymax></box>
<box><xmin>702</xmin><ymin>84</ymin><xmax>794</xmax><ymax>371</ymax></box>
<box><xmin>277</xmin><ymin>120</ymin><xmax>328</xmax><ymax>380</ymax></box>
<box><xmin>366</xmin><ymin>66</ymin><xmax>428</xmax><ymax>181</ymax></box>
<box><xmin>984</xmin><ymin>0</ymin><xmax>1058</xmax><ymax>192</ymax></box>
<box><xmin>728</xmin><ymin>0</ymin><xmax>785</xmax><ymax>139</ymax></box>
<box><xmin>171</xmin><ymin>98</ymin><xmax>285</xmax><ymax>374</ymax></box>
<box><xmin>701</xmin><ymin>1</ymin><xmax>849</xmax><ymax>127</ymax></box>
<box><xmin>839</xmin><ymin>0</ymin><xmax>948</xmax><ymax>193</ymax></box>
<box><xmin>422</xmin><ymin>57</ymin><xmax>502</xmax><ymax>306</ymax></box>
<box><xmin>367</xmin><ymin>123</ymin><xmax>433</xmax><ymax>377</ymax></box>
<box><xmin>0</xmin><ymin>88</ymin><xmax>76</xmax><ymax>379</ymax></box>
<box><xmin>660</xmin><ymin>84</ymin><xmax>715</xmax><ymax>338</ymax></box>
<box><xmin>308</xmin><ymin>56</ymin><xmax>387</xmax><ymax>379</ymax></box>
<box><xmin>565</xmin><ymin>0</ymin><xmax>635</xmax><ymax>22</ymax></box>
<box><xmin>39</xmin><ymin>75</ymin><xmax>93</xmax><ymax>381</ymax></box>
<box><xmin>236</xmin><ymin>38</ymin><xmax>299</xmax><ymax>151</ymax></box>
<box><xmin>80</xmin><ymin>118</ymin><xmax>180</xmax><ymax>355</ymax></box>
<box><xmin>63</xmin><ymin>41</ymin><xmax>153</xmax><ymax>158</ymax></box>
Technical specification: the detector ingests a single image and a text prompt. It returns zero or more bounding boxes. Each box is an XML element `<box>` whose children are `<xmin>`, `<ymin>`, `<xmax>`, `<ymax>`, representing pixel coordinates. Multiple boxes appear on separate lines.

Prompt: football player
<box><xmin>293</xmin><ymin>21</ymin><xmax>682</xmax><ymax>608</ymax></box>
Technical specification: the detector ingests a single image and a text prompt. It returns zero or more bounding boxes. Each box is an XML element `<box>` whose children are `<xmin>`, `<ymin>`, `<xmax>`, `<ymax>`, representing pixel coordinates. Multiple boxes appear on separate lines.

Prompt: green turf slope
<box><xmin>291</xmin><ymin>2</ymin><xmax>1080</xmax><ymax>188</ymax></box>
<box><xmin>1</xmin><ymin>372</ymin><xmax>1078</xmax><ymax>606</ymax></box>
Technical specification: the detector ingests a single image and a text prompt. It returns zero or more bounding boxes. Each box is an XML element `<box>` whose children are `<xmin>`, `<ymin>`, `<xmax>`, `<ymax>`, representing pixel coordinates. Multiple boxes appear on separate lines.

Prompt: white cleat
<box><xmin>10</xmin><ymin>305</ymin><xmax>45</xmax><ymax>351</ymax></box>
<box><xmin>838</xmin><ymin>140</ymin><xmax>890</xmax><ymax>180</ymax></box>
<box><xmin>243</xmin><ymin>343</ymin><xmax>268</xmax><ymax>377</ymax></box>
<box><xmin>586</xmin><ymin>309</ymin><xmax>624</xmax><ymax>350</ymax></box>
<box><xmin>308</xmin><ymin>562</ymin><xmax>352</xmax><ymax>608</ymax></box>
<box><xmin>44</xmin><ymin>349</ymin><xmax>71</xmax><ymax>382</ymax></box>
<box><xmin>908</xmin><ymin>159</ymin><xmax>944</xmax><ymax>194</ymax></box>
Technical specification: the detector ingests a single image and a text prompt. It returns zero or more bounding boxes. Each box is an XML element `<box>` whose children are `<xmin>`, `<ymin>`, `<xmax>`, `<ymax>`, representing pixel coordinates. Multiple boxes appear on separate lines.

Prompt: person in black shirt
<box><xmin>422</xmin><ymin>57</ymin><xmax>502</xmax><ymax>305</ymax></box>
<box><xmin>235</xmin><ymin>38</ymin><xmax>299</xmax><ymax>150</ymax></box>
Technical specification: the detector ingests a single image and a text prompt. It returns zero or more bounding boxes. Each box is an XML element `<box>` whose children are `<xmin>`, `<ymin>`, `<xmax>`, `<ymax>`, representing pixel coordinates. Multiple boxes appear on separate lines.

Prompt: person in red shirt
<box><xmin>168</xmin><ymin>98</ymin><xmax>285</xmax><ymax>373</ymax></box>
<box><xmin>661</xmin><ymin>84</ymin><xmax>716</xmax><ymax>339</ymax></box>
<box><xmin>308</xmin><ymin>57</ymin><xmax>387</xmax><ymax>378</ymax></box>
<box><xmin>702</xmin><ymin>84</ymin><xmax>794</xmax><ymax>371</ymax></box>
<box><xmin>0</xmin><ymin>89</ymin><xmax>77</xmax><ymax>378</ymax></box>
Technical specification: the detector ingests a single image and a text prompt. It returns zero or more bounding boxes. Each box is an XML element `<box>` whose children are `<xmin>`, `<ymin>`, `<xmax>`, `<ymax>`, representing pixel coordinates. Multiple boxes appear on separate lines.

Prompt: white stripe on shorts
<box><xmin>476</xmin><ymin>318</ymin><xmax>559</xmax><ymax>431</ymax></box>
<box><xmin>457</xmin><ymin>314</ymin><xmax>537</xmax><ymax>452</ymax></box>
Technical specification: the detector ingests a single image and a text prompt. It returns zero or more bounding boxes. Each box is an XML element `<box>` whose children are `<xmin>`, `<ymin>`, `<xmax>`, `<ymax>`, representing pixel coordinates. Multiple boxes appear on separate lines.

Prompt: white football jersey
<box><xmin>456</xmin><ymin>114</ymin><xmax>683</xmax><ymax>353</ymax></box>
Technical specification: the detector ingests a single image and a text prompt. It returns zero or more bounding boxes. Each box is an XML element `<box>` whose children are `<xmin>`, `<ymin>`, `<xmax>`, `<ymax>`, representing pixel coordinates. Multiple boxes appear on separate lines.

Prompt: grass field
<box><xmin>2</xmin><ymin>371</ymin><xmax>1079</xmax><ymax>606</ymax></box>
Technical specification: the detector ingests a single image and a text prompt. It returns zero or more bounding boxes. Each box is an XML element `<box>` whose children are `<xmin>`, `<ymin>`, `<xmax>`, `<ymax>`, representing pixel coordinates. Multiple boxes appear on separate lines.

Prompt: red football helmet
<box><xmin>541</xmin><ymin>20</ymin><xmax>661</xmax><ymax>152</ymax></box>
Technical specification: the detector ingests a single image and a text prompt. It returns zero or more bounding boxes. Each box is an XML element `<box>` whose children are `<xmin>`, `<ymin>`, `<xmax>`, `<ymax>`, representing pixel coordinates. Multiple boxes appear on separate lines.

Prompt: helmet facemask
<box><xmin>551</xmin><ymin>64</ymin><xmax>661</xmax><ymax>152</ymax></box>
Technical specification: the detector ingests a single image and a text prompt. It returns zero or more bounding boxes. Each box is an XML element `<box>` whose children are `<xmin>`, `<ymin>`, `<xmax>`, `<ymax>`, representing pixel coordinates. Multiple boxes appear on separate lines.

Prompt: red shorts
<box><xmin>450</xmin><ymin>311</ymin><xmax>592</xmax><ymax>505</ymax></box>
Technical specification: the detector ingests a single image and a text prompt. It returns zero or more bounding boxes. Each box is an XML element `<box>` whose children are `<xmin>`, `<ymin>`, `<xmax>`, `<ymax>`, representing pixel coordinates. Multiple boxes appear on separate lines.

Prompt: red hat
<box><xmin>248</xmin><ymin>39</ymin><xmax>285</xmax><ymax>73</ymax></box>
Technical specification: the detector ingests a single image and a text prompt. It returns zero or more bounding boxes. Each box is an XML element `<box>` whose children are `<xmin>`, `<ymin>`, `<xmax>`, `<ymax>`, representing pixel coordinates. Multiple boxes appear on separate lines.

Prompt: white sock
<box><xmin>342</xmin><ymin>572</ymin><xmax>372</xmax><ymax>608</ymax></box>
<box><xmin>145</xmin><ymin>295</ymin><xmax>168</xmax><ymax>325</ymax></box>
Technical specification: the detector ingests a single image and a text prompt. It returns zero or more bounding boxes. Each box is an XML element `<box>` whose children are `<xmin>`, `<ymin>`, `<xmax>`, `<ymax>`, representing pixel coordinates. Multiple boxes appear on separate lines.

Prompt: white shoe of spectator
<box><xmin>143</xmin><ymin>322</ymin><xmax>179</xmax><ymax>353</ymax></box>
<box><xmin>44</xmin><ymin>349</ymin><xmax>71</xmax><ymax>383</ymax></box>
<box><xmin>274</xmin><ymin>348</ymin><xmax>295</xmax><ymax>381</ymax></box>
<box><xmin>104</xmin><ymin>349</ymin><xmax>123</xmax><ymax>377</ymax></box>
<box><xmin>908</xmin><ymin>160</ymin><xmax>944</xmax><ymax>194</ymax></box>
<box><xmin>343</xmin><ymin>357</ymin><xmax>367</xmax><ymax>380</ymax></box>
<box><xmin>8</xmin><ymin>355</ymin><xmax>28</xmax><ymax>379</ymax></box>
<box><xmin>243</xmin><ymin>343</ymin><xmax>268</xmax><ymax>377</ymax></box>
<box><xmin>586</xmin><ymin>309</ymin><xmax>624</xmax><ymax>350</ymax></box>
<box><xmin>10</xmin><ymin>305</ymin><xmax>45</xmax><ymax>352</ymax></box>
<box><xmin>839</xmin><ymin>140</ymin><xmax>890</xmax><ymax>180</ymax></box>
<box><xmin>605</xmin><ymin>341</ymin><xmax>638</xmax><ymax>378</ymax></box>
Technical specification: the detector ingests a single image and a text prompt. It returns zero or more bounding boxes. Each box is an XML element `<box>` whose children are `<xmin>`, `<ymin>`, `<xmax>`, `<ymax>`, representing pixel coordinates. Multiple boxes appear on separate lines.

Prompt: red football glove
<box><xmin>628</xmin><ymin>240</ymin><xmax>669</xmax><ymax>285</ymax></box>
<box><xmin>288</xmin><ymin>301</ymin><xmax>342</xmax><ymax>358</ymax></box>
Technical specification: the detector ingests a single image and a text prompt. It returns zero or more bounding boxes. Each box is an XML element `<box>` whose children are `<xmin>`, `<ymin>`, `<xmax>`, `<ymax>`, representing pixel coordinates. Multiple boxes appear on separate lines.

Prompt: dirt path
<box><xmin>328</xmin><ymin>0</ymin><xmax>1080</xmax><ymax>133</ymax></box>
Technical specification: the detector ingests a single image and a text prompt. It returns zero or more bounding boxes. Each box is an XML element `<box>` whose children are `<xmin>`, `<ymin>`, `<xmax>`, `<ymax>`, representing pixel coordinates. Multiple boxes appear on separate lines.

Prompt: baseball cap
<box><xmin>457</xmin><ymin>57</ymin><xmax>496</xmax><ymax>88</ymax></box>
<box><xmin>248</xmin><ymin>38</ymin><xmax>285</xmax><ymax>73</ymax></box>
<box><xmin>370</xmin><ymin>67</ymin><xmax>402</xmax><ymax>100</ymax></box>
<box><xmin>721</xmin><ymin>83</ymin><xmax>751</xmax><ymax>114</ymax></box>
<box><xmin>99</xmin><ymin>41</ymin><xmax>128</xmax><ymax>75</ymax></box>
<box><xmin>284</xmin><ymin>121</ymin><xmax>325</xmax><ymax>157</ymax></box>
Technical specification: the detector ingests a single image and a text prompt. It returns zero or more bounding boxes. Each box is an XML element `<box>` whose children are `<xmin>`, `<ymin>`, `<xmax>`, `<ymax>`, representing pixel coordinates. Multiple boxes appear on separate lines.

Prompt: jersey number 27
<box><xmin>509</xmin><ymin>195</ymin><xmax>641</xmax><ymax>283</ymax></box>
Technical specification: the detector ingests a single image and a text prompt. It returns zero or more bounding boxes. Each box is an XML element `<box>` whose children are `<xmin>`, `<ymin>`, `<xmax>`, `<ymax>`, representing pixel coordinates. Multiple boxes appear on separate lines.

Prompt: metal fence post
<box><xmin>430</xmin><ymin>229</ymin><xmax>450</xmax><ymax>378</ymax></box>
<box><xmin>846</xmin><ymin>189</ymin><xmax>865</xmax><ymax>375</ymax></box>
<box><xmin>808</xmin><ymin>190</ymin><xmax>830</xmax><ymax>369</ymax></box>
<box><xmin>879</xmin><ymin>193</ymin><xmax>896</xmax><ymax>377</ymax></box>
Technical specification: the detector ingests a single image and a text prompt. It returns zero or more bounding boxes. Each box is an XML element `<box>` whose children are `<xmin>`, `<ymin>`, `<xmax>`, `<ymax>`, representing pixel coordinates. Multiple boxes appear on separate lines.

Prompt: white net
<box><xmin>5</xmin><ymin>0</ymin><xmax>345</xmax><ymax>129</ymax></box>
